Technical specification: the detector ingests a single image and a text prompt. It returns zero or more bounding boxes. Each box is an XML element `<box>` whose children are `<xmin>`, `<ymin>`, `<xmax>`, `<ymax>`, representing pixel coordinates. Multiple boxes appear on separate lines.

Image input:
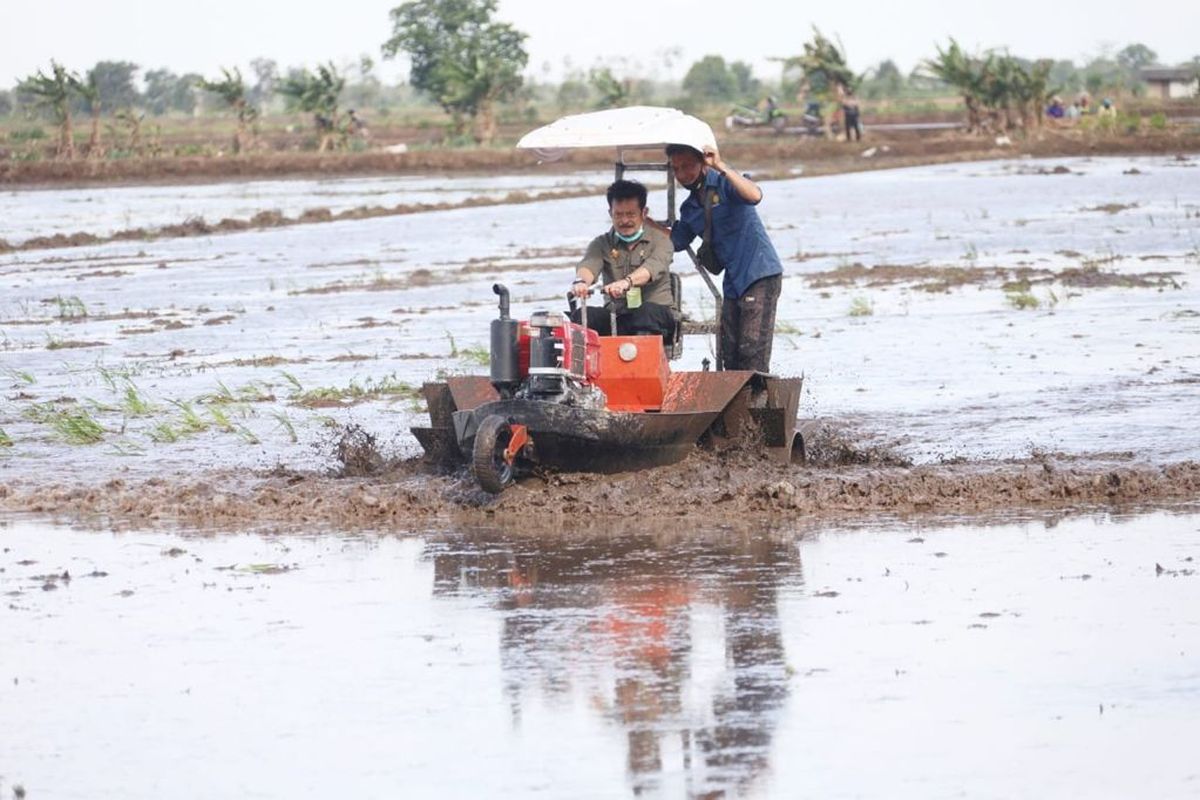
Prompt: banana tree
<box><xmin>981</xmin><ymin>54</ymin><xmax>1018</xmax><ymax>131</ymax></box>
<box><xmin>779</xmin><ymin>27</ymin><xmax>859</xmax><ymax>136</ymax></box>
<box><xmin>434</xmin><ymin>38</ymin><xmax>523</xmax><ymax>144</ymax></box>
<box><xmin>589</xmin><ymin>68</ymin><xmax>628</xmax><ymax>110</ymax></box>
<box><xmin>198</xmin><ymin>67</ymin><xmax>256</xmax><ymax>154</ymax></box>
<box><xmin>277</xmin><ymin>63</ymin><xmax>345</xmax><ymax>152</ymax></box>
<box><xmin>1018</xmin><ymin>59</ymin><xmax>1055</xmax><ymax>129</ymax></box>
<box><xmin>77</xmin><ymin>72</ymin><xmax>104</xmax><ymax>159</ymax></box>
<box><xmin>925</xmin><ymin>40</ymin><xmax>986</xmax><ymax>133</ymax></box>
<box><xmin>382</xmin><ymin>0</ymin><xmax>528</xmax><ymax>145</ymax></box>
<box><xmin>111</xmin><ymin>109</ymin><xmax>146</xmax><ymax>156</ymax></box>
<box><xmin>17</xmin><ymin>61</ymin><xmax>82</xmax><ymax>159</ymax></box>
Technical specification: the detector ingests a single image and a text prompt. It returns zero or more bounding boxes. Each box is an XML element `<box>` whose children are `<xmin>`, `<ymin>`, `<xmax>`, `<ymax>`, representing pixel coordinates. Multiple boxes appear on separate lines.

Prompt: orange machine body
<box><xmin>594</xmin><ymin>336</ymin><xmax>670</xmax><ymax>412</ymax></box>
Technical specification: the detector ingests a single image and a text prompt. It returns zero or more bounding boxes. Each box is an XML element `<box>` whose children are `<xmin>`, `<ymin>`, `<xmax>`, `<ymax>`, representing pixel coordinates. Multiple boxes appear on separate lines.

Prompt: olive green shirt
<box><xmin>578</xmin><ymin>227</ymin><xmax>674</xmax><ymax>311</ymax></box>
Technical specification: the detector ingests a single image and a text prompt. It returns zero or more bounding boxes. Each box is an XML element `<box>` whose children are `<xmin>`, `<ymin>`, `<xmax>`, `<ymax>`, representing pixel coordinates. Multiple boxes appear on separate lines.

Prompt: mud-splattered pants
<box><xmin>720</xmin><ymin>274</ymin><xmax>782</xmax><ymax>372</ymax></box>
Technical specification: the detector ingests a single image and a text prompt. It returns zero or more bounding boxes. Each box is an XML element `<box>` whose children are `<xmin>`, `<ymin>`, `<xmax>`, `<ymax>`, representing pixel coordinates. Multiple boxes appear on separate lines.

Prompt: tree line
<box><xmin>2</xmin><ymin>0</ymin><xmax>1195</xmax><ymax>159</ymax></box>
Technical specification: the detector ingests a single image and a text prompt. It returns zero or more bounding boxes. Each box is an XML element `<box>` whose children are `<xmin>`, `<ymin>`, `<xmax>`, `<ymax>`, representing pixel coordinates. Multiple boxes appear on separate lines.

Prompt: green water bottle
<box><xmin>625</xmin><ymin>284</ymin><xmax>642</xmax><ymax>310</ymax></box>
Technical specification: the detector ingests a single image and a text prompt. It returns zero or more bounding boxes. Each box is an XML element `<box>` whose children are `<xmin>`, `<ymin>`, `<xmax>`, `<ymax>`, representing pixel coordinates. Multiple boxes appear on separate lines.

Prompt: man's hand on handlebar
<box><xmin>604</xmin><ymin>278</ymin><xmax>633</xmax><ymax>299</ymax></box>
<box><xmin>572</xmin><ymin>277</ymin><xmax>633</xmax><ymax>299</ymax></box>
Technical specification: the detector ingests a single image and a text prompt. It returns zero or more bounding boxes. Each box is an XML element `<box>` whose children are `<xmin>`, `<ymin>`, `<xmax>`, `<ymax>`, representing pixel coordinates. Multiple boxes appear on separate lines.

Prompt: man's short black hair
<box><xmin>665</xmin><ymin>143</ymin><xmax>704</xmax><ymax>161</ymax></box>
<box><xmin>607</xmin><ymin>179</ymin><xmax>647</xmax><ymax>208</ymax></box>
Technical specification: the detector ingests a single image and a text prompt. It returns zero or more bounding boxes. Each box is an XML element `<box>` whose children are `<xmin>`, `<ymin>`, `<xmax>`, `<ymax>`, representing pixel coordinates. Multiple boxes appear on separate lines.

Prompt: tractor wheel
<box><xmin>473</xmin><ymin>415</ymin><xmax>515</xmax><ymax>494</ymax></box>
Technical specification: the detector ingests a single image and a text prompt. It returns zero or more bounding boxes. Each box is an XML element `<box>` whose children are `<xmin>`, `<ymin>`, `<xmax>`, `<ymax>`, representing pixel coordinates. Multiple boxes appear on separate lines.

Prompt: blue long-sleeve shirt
<box><xmin>670</xmin><ymin>169</ymin><xmax>783</xmax><ymax>299</ymax></box>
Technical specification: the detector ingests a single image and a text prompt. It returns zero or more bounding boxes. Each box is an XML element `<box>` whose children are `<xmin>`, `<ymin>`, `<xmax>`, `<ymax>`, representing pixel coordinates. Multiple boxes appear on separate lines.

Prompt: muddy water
<box><xmin>3</xmin><ymin>509</ymin><xmax>1199</xmax><ymax>798</ymax></box>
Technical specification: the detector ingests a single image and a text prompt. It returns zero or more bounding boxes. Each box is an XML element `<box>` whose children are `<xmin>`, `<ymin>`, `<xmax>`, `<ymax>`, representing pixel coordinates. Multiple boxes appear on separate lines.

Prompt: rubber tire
<box><xmin>473</xmin><ymin>415</ymin><xmax>515</xmax><ymax>494</ymax></box>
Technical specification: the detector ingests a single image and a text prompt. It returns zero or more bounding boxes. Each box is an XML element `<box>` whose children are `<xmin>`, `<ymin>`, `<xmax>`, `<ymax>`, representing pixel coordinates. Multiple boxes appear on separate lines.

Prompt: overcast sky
<box><xmin>4</xmin><ymin>0</ymin><xmax>1196</xmax><ymax>88</ymax></box>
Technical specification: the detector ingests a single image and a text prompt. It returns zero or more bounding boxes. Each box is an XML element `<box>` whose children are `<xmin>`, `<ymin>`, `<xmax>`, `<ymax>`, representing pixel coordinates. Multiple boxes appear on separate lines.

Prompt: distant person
<box><xmin>763</xmin><ymin>95</ymin><xmax>779</xmax><ymax>118</ymax></box>
<box><xmin>1098</xmin><ymin>98</ymin><xmax>1117</xmax><ymax>118</ymax></box>
<box><xmin>1066</xmin><ymin>101</ymin><xmax>1082</xmax><ymax>122</ymax></box>
<box><xmin>657</xmin><ymin>143</ymin><xmax>783</xmax><ymax>372</ymax></box>
<box><xmin>1046</xmin><ymin>97</ymin><xmax>1065</xmax><ymax>121</ymax></box>
<box><xmin>347</xmin><ymin>109</ymin><xmax>369</xmax><ymax>139</ymax></box>
<box><xmin>842</xmin><ymin>92</ymin><xmax>862</xmax><ymax>141</ymax></box>
<box><xmin>570</xmin><ymin>180</ymin><xmax>675</xmax><ymax>341</ymax></box>
<box><xmin>801</xmin><ymin>99</ymin><xmax>824</xmax><ymax>136</ymax></box>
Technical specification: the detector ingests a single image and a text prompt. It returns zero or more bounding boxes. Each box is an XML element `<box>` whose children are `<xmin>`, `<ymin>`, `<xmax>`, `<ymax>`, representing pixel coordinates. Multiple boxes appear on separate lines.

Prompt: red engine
<box><xmin>518</xmin><ymin>312</ymin><xmax>601</xmax><ymax>383</ymax></box>
<box><xmin>489</xmin><ymin>285</ymin><xmax>603</xmax><ymax>404</ymax></box>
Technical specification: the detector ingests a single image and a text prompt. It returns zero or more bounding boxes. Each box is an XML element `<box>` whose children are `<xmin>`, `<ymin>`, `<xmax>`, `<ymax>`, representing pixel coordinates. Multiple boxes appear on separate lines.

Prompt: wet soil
<box><xmin>4</xmin><ymin>127</ymin><xmax>1198</xmax><ymax>190</ymax></box>
<box><xmin>3</xmin><ymin>434</ymin><xmax>1196</xmax><ymax>532</ymax></box>
<box><xmin>803</xmin><ymin>262</ymin><xmax>1184</xmax><ymax>293</ymax></box>
<box><xmin>4</xmin><ymin>131</ymin><xmax>1198</xmax><ymax>257</ymax></box>
<box><xmin>2</xmin><ymin>153</ymin><xmax>1197</xmax><ymax>528</ymax></box>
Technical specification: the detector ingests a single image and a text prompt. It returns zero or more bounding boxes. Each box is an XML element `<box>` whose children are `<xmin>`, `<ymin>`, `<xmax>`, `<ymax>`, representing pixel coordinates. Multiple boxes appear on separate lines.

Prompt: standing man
<box><xmin>661</xmin><ymin>143</ymin><xmax>783</xmax><ymax>372</ymax></box>
<box><xmin>842</xmin><ymin>92</ymin><xmax>862</xmax><ymax>141</ymax></box>
<box><xmin>571</xmin><ymin>179</ymin><xmax>676</xmax><ymax>341</ymax></box>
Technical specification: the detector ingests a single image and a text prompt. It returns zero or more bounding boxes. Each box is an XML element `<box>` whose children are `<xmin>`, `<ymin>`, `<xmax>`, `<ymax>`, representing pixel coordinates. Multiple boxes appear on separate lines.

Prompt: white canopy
<box><xmin>516</xmin><ymin>106</ymin><xmax>717</xmax><ymax>160</ymax></box>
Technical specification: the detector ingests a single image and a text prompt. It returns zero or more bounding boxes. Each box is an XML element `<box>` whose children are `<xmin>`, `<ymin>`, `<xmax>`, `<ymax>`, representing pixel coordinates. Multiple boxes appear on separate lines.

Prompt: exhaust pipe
<box><xmin>490</xmin><ymin>283</ymin><xmax>519</xmax><ymax>394</ymax></box>
<box><xmin>493</xmin><ymin>283</ymin><xmax>510</xmax><ymax>320</ymax></box>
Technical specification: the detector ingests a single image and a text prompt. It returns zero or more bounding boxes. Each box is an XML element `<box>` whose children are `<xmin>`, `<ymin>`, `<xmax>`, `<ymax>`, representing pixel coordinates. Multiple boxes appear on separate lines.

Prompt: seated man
<box><xmin>569</xmin><ymin>179</ymin><xmax>675</xmax><ymax>341</ymax></box>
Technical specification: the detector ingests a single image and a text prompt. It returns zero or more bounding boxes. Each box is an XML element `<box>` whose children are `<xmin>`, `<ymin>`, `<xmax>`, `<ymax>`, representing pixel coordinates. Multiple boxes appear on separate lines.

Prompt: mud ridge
<box><xmin>4</xmin><ymin>128</ymin><xmax>1198</xmax><ymax>190</ymax></box>
<box><xmin>2</xmin><ymin>452</ymin><xmax>1197</xmax><ymax>532</ymax></box>
<box><xmin>0</xmin><ymin>189</ymin><xmax>595</xmax><ymax>255</ymax></box>
<box><xmin>804</xmin><ymin>262</ymin><xmax>1184</xmax><ymax>293</ymax></box>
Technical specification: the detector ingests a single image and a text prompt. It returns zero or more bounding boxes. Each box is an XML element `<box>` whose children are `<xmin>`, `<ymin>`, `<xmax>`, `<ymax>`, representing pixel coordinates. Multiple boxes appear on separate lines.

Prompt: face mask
<box><xmin>614</xmin><ymin>227</ymin><xmax>644</xmax><ymax>243</ymax></box>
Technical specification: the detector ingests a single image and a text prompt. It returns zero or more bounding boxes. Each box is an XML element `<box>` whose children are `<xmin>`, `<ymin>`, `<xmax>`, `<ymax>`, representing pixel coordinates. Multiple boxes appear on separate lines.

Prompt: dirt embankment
<box><xmin>0</xmin><ymin>188</ymin><xmax>595</xmax><ymax>255</ymax></box>
<box><xmin>4</xmin><ymin>128</ymin><xmax>1199</xmax><ymax>190</ymax></box>
<box><xmin>5</xmin><ymin>128</ymin><xmax>1198</xmax><ymax>256</ymax></box>
<box><xmin>3</xmin><ymin>436</ymin><xmax>1197</xmax><ymax>533</ymax></box>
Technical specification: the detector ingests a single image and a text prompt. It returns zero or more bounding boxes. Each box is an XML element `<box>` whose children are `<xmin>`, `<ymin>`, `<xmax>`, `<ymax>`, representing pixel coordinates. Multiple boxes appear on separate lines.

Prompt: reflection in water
<box><xmin>428</xmin><ymin>528</ymin><xmax>802</xmax><ymax>797</ymax></box>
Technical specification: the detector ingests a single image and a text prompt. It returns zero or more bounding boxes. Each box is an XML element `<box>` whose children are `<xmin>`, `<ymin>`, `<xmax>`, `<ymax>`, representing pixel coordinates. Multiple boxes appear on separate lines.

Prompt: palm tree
<box><xmin>277</xmin><ymin>63</ymin><xmax>345</xmax><ymax>152</ymax></box>
<box><xmin>18</xmin><ymin>61</ymin><xmax>81</xmax><ymax>159</ymax></box>
<box><xmin>197</xmin><ymin>68</ymin><xmax>256</xmax><ymax>154</ymax></box>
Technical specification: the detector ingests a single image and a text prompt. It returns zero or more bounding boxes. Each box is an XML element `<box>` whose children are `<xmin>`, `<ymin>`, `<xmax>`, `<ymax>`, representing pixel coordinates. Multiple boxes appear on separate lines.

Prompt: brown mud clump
<box><xmin>804</xmin><ymin>262</ymin><xmax>1183</xmax><ymax>294</ymax></box>
<box><xmin>3</xmin><ymin>450</ymin><xmax>1199</xmax><ymax>532</ymax></box>
<box><xmin>799</xmin><ymin>421</ymin><xmax>913</xmax><ymax>467</ymax></box>
<box><xmin>330</xmin><ymin>424</ymin><xmax>389</xmax><ymax>478</ymax></box>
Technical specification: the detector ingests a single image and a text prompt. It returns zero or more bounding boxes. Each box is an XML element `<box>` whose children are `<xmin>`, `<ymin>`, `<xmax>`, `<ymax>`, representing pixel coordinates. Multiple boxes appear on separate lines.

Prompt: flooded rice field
<box><xmin>0</xmin><ymin>170</ymin><xmax>616</xmax><ymax>245</ymax></box>
<box><xmin>2</xmin><ymin>153</ymin><xmax>1199</xmax><ymax>798</ymax></box>
<box><xmin>3</xmin><ymin>508</ymin><xmax>1199</xmax><ymax>798</ymax></box>
<box><xmin>0</xmin><ymin>153</ymin><xmax>1197</xmax><ymax>511</ymax></box>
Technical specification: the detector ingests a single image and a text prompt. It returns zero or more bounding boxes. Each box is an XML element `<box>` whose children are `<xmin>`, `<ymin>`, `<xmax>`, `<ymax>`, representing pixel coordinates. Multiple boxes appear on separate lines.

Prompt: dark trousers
<box><xmin>569</xmin><ymin>301</ymin><xmax>674</xmax><ymax>341</ymax></box>
<box><xmin>720</xmin><ymin>274</ymin><xmax>782</xmax><ymax>372</ymax></box>
<box><xmin>844</xmin><ymin>111</ymin><xmax>861</xmax><ymax>141</ymax></box>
